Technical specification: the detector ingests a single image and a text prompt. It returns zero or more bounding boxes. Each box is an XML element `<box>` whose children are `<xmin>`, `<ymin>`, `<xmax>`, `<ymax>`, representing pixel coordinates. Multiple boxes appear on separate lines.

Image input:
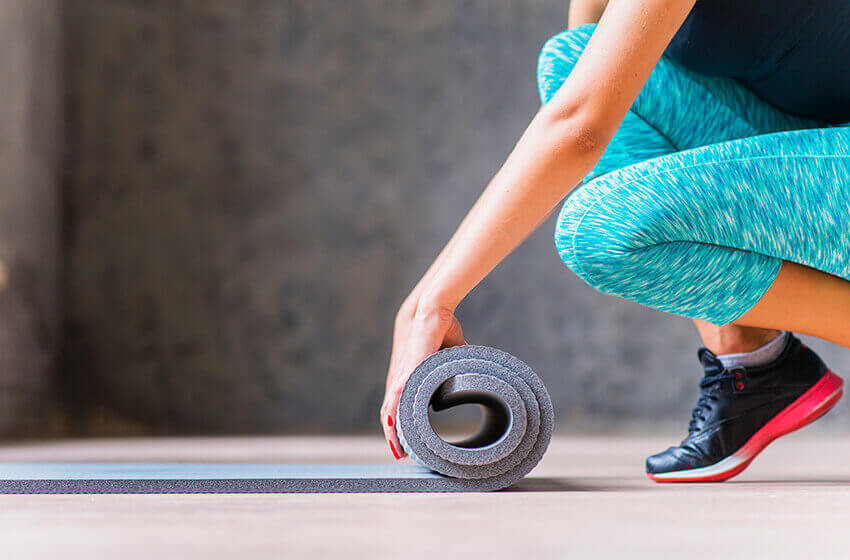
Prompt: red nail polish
<box><xmin>386</xmin><ymin>415</ymin><xmax>394</xmax><ymax>427</ymax></box>
<box><xmin>389</xmin><ymin>441</ymin><xmax>401</xmax><ymax>460</ymax></box>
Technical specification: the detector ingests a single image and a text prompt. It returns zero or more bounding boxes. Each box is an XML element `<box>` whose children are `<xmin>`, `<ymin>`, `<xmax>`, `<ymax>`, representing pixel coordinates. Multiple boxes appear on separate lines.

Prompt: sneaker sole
<box><xmin>647</xmin><ymin>370</ymin><xmax>844</xmax><ymax>483</ymax></box>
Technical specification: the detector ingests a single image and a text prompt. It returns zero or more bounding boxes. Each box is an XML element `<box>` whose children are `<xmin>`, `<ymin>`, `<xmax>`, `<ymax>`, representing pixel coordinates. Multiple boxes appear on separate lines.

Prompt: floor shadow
<box><xmin>727</xmin><ymin>478</ymin><xmax>850</xmax><ymax>486</ymax></box>
<box><xmin>503</xmin><ymin>477</ymin><xmax>632</xmax><ymax>492</ymax></box>
<box><xmin>505</xmin><ymin>476</ymin><xmax>850</xmax><ymax>492</ymax></box>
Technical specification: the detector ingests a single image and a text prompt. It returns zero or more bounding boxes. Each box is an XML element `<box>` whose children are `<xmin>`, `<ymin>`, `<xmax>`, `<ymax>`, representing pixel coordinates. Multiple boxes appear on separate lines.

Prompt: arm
<box><xmin>382</xmin><ymin>0</ymin><xmax>697</xmax><ymax>458</ymax></box>
<box><xmin>569</xmin><ymin>0</ymin><xmax>610</xmax><ymax>27</ymax></box>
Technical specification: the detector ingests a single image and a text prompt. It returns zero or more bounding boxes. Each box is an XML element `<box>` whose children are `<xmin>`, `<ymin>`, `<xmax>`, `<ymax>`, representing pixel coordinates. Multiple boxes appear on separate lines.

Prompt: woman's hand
<box><xmin>380</xmin><ymin>298</ymin><xmax>466</xmax><ymax>459</ymax></box>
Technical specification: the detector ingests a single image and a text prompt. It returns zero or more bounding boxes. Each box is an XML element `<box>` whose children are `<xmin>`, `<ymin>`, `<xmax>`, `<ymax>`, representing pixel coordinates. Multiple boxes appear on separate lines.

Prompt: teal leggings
<box><xmin>538</xmin><ymin>25</ymin><xmax>850</xmax><ymax>325</ymax></box>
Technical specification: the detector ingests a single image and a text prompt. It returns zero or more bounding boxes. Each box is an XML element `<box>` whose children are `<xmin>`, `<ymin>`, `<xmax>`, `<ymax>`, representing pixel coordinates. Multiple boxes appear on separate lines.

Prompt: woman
<box><xmin>382</xmin><ymin>0</ymin><xmax>850</xmax><ymax>482</ymax></box>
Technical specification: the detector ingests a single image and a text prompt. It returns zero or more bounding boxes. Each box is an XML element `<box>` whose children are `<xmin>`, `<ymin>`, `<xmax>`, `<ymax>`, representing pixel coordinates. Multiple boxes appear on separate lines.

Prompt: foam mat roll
<box><xmin>397</xmin><ymin>345</ymin><xmax>554</xmax><ymax>491</ymax></box>
<box><xmin>0</xmin><ymin>346</ymin><xmax>553</xmax><ymax>494</ymax></box>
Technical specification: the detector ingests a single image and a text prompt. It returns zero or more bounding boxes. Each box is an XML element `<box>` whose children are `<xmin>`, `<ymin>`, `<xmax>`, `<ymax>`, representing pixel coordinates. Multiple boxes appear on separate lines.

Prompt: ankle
<box><xmin>715</xmin><ymin>332</ymin><xmax>789</xmax><ymax>370</ymax></box>
<box><xmin>702</xmin><ymin>327</ymin><xmax>784</xmax><ymax>355</ymax></box>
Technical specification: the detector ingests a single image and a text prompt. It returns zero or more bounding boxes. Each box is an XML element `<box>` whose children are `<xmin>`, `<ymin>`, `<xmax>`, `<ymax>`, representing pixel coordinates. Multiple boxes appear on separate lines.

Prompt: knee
<box><xmin>553</xmin><ymin>173</ymin><xmax>649</xmax><ymax>294</ymax></box>
<box><xmin>536</xmin><ymin>24</ymin><xmax>595</xmax><ymax>105</ymax></box>
<box><xmin>553</xmin><ymin>178</ymin><xmax>611</xmax><ymax>286</ymax></box>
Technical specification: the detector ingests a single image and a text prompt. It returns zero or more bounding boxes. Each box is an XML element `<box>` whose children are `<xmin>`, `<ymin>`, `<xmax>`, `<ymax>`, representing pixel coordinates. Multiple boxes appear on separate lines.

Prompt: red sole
<box><xmin>648</xmin><ymin>370</ymin><xmax>843</xmax><ymax>483</ymax></box>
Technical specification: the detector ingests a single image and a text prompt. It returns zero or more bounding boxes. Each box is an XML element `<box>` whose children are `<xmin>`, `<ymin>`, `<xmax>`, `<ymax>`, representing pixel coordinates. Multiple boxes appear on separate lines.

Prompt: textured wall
<box><xmin>0</xmin><ymin>0</ymin><xmax>61</xmax><ymax>437</ymax></box>
<box><xmin>62</xmin><ymin>0</ymin><xmax>850</xmax><ymax>434</ymax></box>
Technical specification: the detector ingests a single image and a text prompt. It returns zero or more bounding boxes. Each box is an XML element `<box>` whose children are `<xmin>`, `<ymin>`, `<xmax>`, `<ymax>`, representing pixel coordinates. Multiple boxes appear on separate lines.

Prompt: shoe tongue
<box><xmin>697</xmin><ymin>348</ymin><xmax>725</xmax><ymax>375</ymax></box>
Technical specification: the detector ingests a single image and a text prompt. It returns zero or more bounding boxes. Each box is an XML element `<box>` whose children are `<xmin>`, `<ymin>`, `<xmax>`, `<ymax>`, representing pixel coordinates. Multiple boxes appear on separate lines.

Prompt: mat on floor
<box><xmin>0</xmin><ymin>346</ymin><xmax>553</xmax><ymax>493</ymax></box>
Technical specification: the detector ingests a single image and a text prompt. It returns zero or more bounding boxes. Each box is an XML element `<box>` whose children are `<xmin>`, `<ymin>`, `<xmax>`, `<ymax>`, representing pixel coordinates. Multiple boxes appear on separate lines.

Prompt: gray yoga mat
<box><xmin>0</xmin><ymin>346</ymin><xmax>554</xmax><ymax>493</ymax></box>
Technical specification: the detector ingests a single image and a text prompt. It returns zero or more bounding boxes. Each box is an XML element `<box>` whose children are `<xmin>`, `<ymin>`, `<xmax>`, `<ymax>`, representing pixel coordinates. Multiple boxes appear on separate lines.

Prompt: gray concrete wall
<box><xmin>61</xmin><ymin>1</ymin><xmax>850</xmax><ymax>434</ymax></box>
<box><xmin>0</xmin><ymin>0</ymin><xmax>61</xmax><ymax>437</ymax></box>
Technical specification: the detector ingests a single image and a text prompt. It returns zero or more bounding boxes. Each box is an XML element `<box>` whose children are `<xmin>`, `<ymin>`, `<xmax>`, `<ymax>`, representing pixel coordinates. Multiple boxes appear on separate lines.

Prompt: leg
<box><xmin>573</xmin><ymin>128</ymin><xmax>850</xmax><ymax>481</ymax></box>
<box><xmin>555</xmin><ymin>126</ymin><xmax>850</xmax><ymax>332</ymax></box>
<box><xmin>538</xmin><ymin>25</ymin><xmax>820</xmax><ymax>351</ymax></box>
<box><xmin>542</xmin><ymin>27</ymin><xmax>848</xmax><ymax>482</ymax></box>
<box><xmin>693</xmin><ymin>320</ymin><xmax>782</xmax><ymax>355</ymax></box>
<box><xmin>736</xmin><ymin>261</ymin><xmax>850</xmax><ymax>348</ymax></box>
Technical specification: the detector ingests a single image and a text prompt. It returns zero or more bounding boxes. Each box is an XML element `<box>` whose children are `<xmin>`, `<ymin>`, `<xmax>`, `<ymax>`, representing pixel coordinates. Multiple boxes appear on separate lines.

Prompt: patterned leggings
<box><xmin>538</xmin><ymin>25</ymin><xmax>850</xmax><ymax>325</ymax></box>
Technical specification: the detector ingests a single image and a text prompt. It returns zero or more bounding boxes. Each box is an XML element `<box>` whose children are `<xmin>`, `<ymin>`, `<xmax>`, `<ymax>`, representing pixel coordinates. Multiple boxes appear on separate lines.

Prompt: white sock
<box><xmin>716</xmin><ymin>332</ymin><xmax>789</xmax><ymax>370</ymax></box>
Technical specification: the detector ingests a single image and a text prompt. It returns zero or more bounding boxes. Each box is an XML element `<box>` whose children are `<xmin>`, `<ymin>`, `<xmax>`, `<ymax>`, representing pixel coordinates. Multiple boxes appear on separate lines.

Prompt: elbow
<box><xmin>537</xmin><ymin>101</ymin><xmax>609</xmax><ymax>157</ymax></box>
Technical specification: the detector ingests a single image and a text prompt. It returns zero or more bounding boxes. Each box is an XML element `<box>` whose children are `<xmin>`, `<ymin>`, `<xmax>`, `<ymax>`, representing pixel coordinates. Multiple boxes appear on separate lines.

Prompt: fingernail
<box><xmin>386</xmin><ymin>415</ymin><xmax>394</xmax><ymax>427</ymax></box>
<box><xmin>389</xmin><ymin>441</ymin><xmax>401</xmax><ymax>460</ymax></box>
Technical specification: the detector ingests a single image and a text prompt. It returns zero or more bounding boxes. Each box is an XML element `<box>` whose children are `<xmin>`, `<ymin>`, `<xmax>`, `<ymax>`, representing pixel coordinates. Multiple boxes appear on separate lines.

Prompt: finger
<box><xmin>386</xmin><ymin>327</ymin><xmax>407</xmax><ymax>391</ymax></box>
<box><xmin>384</xmin><ymin>318</ymin><xmax>447</xmax><ymax>459</ymax></box>
<box><xmin>382</xmin><ymin>343</ymin><xmax>409</xmax><ymax>460</ymax></box>
<box><xmin>380</xmin><ymin>388</ymin><xmax>405</xmax><ymax>459</ymax></box>
<box><xmin>386</xmin><ymin>382</ymin><xmax>407</xmax><ymax>458</ymax></box>
<box><xmin>386</xmin><ymin>306</ymin><xmax>416</xmax><ymax>390</ymax></box>
<box><xmin>381</xmin><ymin>313</ymin><xmax>415</xmax><ymax>450</ymax></box>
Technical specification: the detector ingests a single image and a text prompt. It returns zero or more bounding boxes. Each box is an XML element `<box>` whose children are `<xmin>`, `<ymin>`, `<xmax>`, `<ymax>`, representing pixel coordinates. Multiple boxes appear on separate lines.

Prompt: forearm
<box><xmin>414</xmin><ymin>108</ymin><xmax>606</xmax><ymax>313</ymax></box>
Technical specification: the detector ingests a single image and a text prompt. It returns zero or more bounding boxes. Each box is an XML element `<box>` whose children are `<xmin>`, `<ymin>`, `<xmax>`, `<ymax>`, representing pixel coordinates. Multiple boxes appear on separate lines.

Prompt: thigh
<box><xmin>556</xmin><ymin>127</ymin><xmax>850</xmax><ymax>324</ymax></box>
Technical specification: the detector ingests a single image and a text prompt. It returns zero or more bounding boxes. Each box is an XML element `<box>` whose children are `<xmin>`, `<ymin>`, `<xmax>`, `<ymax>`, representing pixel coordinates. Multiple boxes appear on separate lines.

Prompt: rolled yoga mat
<box><xmin>0</xmin><ymin>346</ymin><xmax>554</xmax><ymax>493</ymax></box>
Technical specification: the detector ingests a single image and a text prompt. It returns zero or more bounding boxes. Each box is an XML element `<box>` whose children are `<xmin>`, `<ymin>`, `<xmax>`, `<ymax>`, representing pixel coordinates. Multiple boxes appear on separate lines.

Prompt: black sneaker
<box><xmin>646</xmin><ymin>335</ymin><xmax>843</xmax><ymax>482</ymax></box>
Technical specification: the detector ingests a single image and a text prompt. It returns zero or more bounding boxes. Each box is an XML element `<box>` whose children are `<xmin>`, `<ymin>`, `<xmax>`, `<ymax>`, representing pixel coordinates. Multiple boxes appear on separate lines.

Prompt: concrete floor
<box><xmin>0</xmin><ymin>434</ymin><xmax>849</xmax><ymax>559</ymax></box>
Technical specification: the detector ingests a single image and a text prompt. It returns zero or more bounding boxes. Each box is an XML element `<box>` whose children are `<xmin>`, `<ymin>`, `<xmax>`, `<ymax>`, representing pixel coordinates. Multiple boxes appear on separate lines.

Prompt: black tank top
<box><xmin>665</xmin><ymin>0</ymin><xmax>850</xmax><ymax>123</ymax></box>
